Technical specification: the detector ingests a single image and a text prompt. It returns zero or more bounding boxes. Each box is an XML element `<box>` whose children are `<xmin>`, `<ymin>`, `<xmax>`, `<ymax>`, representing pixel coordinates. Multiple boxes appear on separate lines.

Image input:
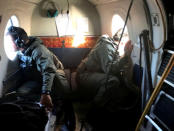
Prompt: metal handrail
<box><xmin>135</xmin><ymin>54</ymin><xmax>174</xmax><ymax>131</ymax></box>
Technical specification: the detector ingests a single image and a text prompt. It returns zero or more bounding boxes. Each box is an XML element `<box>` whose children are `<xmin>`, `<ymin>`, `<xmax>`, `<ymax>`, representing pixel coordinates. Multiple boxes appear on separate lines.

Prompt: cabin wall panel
<box><xmin>96</xmin><ymin>0</ymin><xmax>148</xmax><ymax>43</ymax></box>
<box><xmin>146</xmin><ymin>0</ymin><xmax>165</xmax><ymax>86</ymax></box>
<box><xmin>31</xmin><ymin>0</ymin><xmax>101</xmax><ymax>36</ymax></box>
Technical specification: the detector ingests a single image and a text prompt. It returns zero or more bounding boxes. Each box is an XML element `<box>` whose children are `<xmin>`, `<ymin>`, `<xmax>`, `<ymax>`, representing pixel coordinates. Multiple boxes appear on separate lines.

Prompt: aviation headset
<box><xmin>8</xmin><ymin>26</ymin><xmax>28</xmax><ymax>49</ymax></box>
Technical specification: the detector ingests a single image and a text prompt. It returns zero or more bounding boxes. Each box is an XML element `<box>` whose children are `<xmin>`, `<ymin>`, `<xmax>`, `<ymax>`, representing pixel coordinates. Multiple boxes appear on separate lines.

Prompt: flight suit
<box><xmin>18</xmin><ymin>37</ymin><xmax>70</xmax><ymax>100</ymax></box>
<box><xmin>76</xmin><ymin>34</ymin><xmax>138</xmax><ymax>112</ymax></box>
<box><xmin>17</xmin><ymin>37</ymin><xmax>75</xmax><ymax>130</ymax></box>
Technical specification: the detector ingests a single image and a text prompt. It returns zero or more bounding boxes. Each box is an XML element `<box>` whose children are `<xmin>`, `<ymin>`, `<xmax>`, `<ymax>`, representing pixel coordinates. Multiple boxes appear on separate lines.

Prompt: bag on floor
<box><xmin>0</xmin><ymin>99</ymin><xmax>48</xmax><ymax>131</ymax></box>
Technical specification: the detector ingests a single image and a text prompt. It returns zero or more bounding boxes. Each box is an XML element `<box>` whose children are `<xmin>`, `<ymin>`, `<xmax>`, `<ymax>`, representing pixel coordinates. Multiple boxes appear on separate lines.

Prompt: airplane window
<box><xmin>4</xmin><ymin>15</ymin><xmax>19</xmax><ymax>61</ymax></box>
<box><xmin>112</xmin><ymin>14</ymin><xmax>129</xmax><ymax>56</ymax></box>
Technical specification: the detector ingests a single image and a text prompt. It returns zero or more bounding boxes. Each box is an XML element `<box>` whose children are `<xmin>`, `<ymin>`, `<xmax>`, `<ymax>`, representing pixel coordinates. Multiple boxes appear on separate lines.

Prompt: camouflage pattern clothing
<box><xmin>18</xmin><ymin>37</ymin><xmax>70</xmax><ymax>101</ymax></box>
<box><xmin>76</xmin><ymin>34</ymin><xmax>138</xmax><ymax>112</ymax></box>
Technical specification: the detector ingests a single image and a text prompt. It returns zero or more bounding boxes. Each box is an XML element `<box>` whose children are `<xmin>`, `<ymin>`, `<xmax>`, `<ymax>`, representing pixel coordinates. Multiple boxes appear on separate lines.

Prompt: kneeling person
<box><xmin>76</xmin><ymin>34</ymin><xmax>139</xmax><ymax>112</ymax></box>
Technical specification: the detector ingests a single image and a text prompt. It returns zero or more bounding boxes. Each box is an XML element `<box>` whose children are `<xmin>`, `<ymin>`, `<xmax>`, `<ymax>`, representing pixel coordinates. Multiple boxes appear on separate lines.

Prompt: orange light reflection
<box><xmin>72</xmin><ymin>32</ymin><xmax>86</xmax><ymax>47</ymax></box>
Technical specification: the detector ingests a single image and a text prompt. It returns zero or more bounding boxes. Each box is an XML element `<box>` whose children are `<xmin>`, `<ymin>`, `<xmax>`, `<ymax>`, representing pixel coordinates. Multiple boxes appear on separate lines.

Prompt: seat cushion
<box><xmin>71</xmin><ymin>72</ymin><xmax>78</xmax><ymax>90</ymax></box>
<box><xmin>64</xmin><ymin>69</ymin><xmax>71</xmax><ymax>86</ymax></box>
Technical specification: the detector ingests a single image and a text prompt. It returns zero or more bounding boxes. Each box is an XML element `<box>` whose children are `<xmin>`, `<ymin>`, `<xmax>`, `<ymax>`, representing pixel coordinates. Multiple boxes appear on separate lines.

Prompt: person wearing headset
<box><xmin>6</xmin><ymin>26</ymin><xmax>75</xmax><ymax>131</ymax></box>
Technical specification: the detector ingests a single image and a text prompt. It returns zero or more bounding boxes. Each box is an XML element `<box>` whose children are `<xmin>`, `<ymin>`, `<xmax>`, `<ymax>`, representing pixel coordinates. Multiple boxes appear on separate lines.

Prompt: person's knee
<box><xmin>17</xmin><ymin>81</ymin><xmax>41</xmax><ymax>95</ymax></box>
<box><xmin>107</xmin><ymin>76</ymin><xmax>120</xmax><ymax>87</ymax></box>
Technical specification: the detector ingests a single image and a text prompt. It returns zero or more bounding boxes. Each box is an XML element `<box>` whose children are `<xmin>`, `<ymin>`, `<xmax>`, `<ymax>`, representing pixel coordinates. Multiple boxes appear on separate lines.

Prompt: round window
<box><xmin>112</xmin><ymin>14</ymin><xmax>129</xmax><ymax>56</ymax></box>
<box><xmin>4</xmin><ymin>15</ymin><xmax>19</xmax><ymax>61</ymax></box>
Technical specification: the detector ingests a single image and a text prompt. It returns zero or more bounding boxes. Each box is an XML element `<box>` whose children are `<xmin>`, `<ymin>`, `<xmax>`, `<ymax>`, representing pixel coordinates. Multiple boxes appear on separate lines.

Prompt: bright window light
<box><xmin>55</xmin><ymin>14</ymin><xmax>75</xmax><ymax>36</ymax></box>
<box><xmin>4</xmin><ymin>15</ymin><xmax>19</xmax><ymax>61</ymax></box>
<box><xmin>72</xmin><ymin>17</ymin><xmax>88</xmax><ymax>47</ymax></box>
<box><xmin>56</xmin><ymin>14</ymin><xmax>87</xmax><ymax>47</ymax></box>
<box><xmin>112</xmin><ymin>14</ymin><xmax>129</xmax><ymax>56</ymax></box>
<box><xmin>72</xmin><ymin>31</ymin><xmax>85</xmax><ymax>47</ymax></box>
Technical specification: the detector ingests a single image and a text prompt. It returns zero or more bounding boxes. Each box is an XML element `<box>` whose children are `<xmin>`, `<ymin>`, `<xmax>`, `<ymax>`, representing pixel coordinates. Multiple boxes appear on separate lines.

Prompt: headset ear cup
<box><xmin>15</xmin><ymin>38</ymin><xmax>19</xmax><ymax>48</ymax></box>
<box><xmin>15</xmin><ymin>36</ymin><xmax>24</xmax><ymax>48</ymax></box>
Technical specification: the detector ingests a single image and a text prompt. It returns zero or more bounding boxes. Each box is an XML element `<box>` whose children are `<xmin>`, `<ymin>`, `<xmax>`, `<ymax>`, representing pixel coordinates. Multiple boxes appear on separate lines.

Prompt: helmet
<box><xmin>8</xmin><ymin>26</ymin><xmax>28</xmax><ymax>48</ymax></box>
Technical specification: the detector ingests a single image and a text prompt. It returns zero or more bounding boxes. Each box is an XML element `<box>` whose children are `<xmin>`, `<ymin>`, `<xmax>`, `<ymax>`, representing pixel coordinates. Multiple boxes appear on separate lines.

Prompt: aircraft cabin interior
<box><xmin>0</xmin><ymin>0</ymin><xmax>174</xmax><ymax>131</ymax></box>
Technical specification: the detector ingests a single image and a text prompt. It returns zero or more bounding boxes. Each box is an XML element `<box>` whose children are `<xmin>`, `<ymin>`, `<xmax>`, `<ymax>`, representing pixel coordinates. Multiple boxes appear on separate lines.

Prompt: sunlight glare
<box><xmin>112</xmin><ymin>14</ymin><xmax>129</xmax><ymax>56</ymax></box>
<box><xmin>72</xmin><ymin>32</ymin><xmax>85</xmax><ymax>47</ymax></box>
<box><xmin>4</xmin><ymin>15</ymin><xmax>19</xmax><ymax>60</ymax></box>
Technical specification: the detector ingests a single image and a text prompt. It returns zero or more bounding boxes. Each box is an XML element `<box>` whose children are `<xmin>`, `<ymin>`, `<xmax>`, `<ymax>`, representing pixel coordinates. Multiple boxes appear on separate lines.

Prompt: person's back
<box><xmin>76</xmin><ymin>34</ymin><xmax>134</xmax><ymax>100</ymax></box>
<box><xmin>76</xmin><ymin>34</ymin><xmax>140</xmax><ymax>130</ymax></box>
<box><xmin>80</xmin><ymin>35</ymin><xmax>120</xmax><ymax>73</ymax></box>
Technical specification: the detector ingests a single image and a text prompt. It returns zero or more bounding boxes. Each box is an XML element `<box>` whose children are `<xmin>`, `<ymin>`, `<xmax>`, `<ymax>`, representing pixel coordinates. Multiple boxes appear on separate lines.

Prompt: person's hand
<box><xmin>124</xmin><ymin>40</ymin><xmax>133</xmax><ymax>57</ymax></box>
<box><xmin>40</xmin><ymin>94</ymin><xmax>53</xmax><ymax>112</ymax></box>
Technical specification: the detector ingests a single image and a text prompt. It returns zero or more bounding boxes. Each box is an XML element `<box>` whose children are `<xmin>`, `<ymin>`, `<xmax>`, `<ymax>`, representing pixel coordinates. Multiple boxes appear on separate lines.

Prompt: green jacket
<box><xmin>19</xmin><ymin>37</ymin><xmax>67</xmax><ymax>95</ymax></box>
<box><xmin>77</xmin><ymin>34</ymin><xmax>130</xmax><ymax>76</ymax></box>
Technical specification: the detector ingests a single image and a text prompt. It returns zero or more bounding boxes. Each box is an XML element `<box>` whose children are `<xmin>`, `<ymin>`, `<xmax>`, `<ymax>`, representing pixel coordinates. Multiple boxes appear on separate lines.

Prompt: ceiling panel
<box><xmin>18</xmin><ymin>0</ymin><xmax>42</xmax><ymax>5</ymax></box>
<box><xmin>20</xmin><ymin>0</ymin><xmax>41</xmax><ymax>3</ymax></box>
<box><xmin>88</xmin><ymin>0</ymin><xmax>119</xmax><ymax>5</ymax></box>
<box><xmin>19</xmin><ymin>0</ymin><xmax>120</xmax><ymax>6</ymax></box>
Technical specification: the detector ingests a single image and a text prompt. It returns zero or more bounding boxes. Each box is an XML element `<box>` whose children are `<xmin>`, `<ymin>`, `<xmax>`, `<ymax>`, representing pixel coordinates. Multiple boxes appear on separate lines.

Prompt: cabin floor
<box><xmin>51</xmin><ymin>100</ymin><xmax>141</xmax><ymax>131</ymax></box>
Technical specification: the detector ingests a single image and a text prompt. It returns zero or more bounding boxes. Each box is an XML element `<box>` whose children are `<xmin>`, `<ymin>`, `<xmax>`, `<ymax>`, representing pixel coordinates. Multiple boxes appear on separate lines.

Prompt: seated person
<box><xmin>5</xmin><ymin>26</ymin><xmax>75</xmax><ymax>131</ymax></box>
<box><xmin>76</xmin><ymin>34</ymin><xmax>140</xmax><ymax>130</ymax></box>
